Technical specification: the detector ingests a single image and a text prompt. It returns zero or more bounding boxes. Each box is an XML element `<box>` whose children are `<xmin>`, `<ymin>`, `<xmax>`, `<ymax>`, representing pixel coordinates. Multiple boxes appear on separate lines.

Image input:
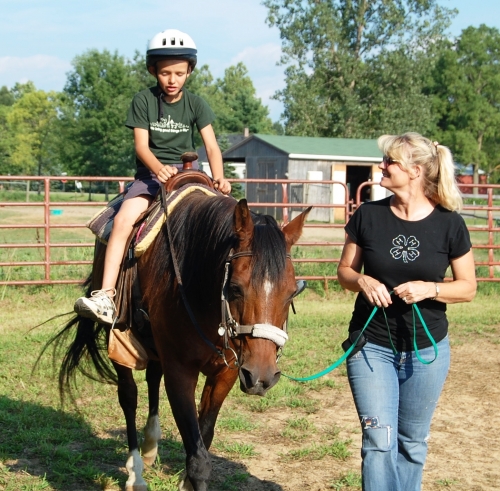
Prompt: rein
<box><xmin>162</xmin><ymin>186</ymin><xmax>224</xmax><ymax>360</ymax></box>
<box><xmin>161</xmin><ymin>186</ymin><xmax>291</xmax><ymax>369</ymax></box>
<box><xmin>282</xmin><ymin>293</ymin><xmax>439</xmax><ymax>382</ymax></box>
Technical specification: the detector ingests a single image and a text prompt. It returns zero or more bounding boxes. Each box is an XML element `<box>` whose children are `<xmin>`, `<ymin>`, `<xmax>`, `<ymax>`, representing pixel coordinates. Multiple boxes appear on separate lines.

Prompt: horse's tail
<box><xmin>40</xmin><ymin>313</ymin><xmax>118</xmax><ymax>402</ymax></box>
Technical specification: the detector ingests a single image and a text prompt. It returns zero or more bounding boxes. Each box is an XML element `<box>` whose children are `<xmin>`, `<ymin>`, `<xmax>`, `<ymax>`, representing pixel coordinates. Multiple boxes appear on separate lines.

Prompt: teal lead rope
<box><xmin>282</xmin><ymin>294</ymin><xmax>438</xmax><ymax>382</ymax></box>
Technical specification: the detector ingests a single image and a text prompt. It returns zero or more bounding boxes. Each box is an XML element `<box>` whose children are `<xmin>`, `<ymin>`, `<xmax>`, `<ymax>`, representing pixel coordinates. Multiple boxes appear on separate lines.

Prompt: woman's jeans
<box><xmin>346</xmin><ymin>336</ymin><xmax>450</xmax><ymax>491</ymax></box>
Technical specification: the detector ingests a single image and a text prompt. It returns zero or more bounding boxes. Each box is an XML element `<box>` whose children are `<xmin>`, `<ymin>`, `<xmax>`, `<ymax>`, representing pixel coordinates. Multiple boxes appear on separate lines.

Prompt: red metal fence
<box><xmin>1</xmin><ymin>176</ymin><xmax>499</xmax><ymax>287</ymax></box>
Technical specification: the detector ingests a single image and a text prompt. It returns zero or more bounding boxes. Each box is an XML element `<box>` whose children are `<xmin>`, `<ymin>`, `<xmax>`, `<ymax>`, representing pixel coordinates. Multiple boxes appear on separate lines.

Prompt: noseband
<box><xmin>218</xmin><ymin>250</ymin><xmax>291</xmax><ymax>368</ymax></box>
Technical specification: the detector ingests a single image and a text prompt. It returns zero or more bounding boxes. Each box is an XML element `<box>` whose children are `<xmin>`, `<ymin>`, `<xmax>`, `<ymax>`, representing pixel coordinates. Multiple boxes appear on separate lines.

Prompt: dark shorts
<box><xmin>123</xmin><ymin>162</ymin><xmax>199</xmax><ymax>201</ymax></box>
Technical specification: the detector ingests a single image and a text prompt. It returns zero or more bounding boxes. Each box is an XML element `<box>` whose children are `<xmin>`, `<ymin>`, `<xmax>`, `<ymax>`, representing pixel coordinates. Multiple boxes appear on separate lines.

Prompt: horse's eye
<box><xmin>228</xmin><ymin>283</ymin><xmax>244</xmax><ymax>300</ymax></box>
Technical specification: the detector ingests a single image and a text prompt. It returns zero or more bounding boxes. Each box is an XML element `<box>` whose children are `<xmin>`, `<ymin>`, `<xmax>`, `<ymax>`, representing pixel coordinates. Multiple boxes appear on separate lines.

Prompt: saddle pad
<box><xmin>86</xmin><ymin>183</ymin><xmax>220</xmax><ymax>257</ymax></box>
<box><xmin>86</xmin><ymin>191</ymin><xmax>125</xmax><ymax>244</ymax></box>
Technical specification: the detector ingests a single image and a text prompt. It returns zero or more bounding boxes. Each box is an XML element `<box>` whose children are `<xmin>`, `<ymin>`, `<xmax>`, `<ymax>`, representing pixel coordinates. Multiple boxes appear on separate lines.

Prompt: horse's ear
<box><xmin>282</xmin><ymin>206</ymin><xmax>311</xmax><ymax>248</ymax></box>
<box><xmin>234</xmin><ymin>199</ymin><xmax>254</xmax><ymax>246</ymax></box>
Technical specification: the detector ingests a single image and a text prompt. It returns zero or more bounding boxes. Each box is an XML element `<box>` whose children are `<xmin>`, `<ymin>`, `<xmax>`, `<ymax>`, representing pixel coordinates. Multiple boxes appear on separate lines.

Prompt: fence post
<box><xmin>282</xmin><ymin>183</ymin><xmax>289</xmax><ymax>225</ymax></box>
<box><xmin>488</xmin><ymin>188</ymin><xmax>494</xmax><ymax>279</ymax></box>
<box><xmin>44</xmin><ymin>178</ymin><xmax>51</xmax><ymax>281</ymax></box>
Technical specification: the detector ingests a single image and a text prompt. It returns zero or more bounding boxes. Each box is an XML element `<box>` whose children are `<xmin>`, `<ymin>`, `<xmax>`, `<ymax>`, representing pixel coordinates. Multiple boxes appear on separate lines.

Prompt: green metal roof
<box><xmin>255</xmin><ymin>134</ymin><xmax>382</xmax><ymax>158</ymax></box>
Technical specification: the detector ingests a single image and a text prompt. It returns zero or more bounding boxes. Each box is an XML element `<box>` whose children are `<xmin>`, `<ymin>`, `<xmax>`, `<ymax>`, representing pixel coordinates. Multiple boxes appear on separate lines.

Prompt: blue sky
<box><xmin>1</xmin><ymin>0</ymin><xmax>499</xmax><ymax>121</ymax></box>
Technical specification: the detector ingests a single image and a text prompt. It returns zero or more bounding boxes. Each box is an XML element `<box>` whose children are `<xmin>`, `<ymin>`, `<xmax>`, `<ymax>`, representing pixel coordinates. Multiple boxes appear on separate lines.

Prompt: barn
<box><xmin>219</xmin><ymin>134</ymin><xmax>385</xmax><ymax>221</ymax></box>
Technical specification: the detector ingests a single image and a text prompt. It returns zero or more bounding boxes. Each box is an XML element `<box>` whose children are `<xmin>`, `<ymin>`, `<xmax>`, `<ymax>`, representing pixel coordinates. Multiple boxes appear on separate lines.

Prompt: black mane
<box><xmin>145</xmin><ymin>191</ymin><xmax>288</xmax><ymax>308</ymax></box>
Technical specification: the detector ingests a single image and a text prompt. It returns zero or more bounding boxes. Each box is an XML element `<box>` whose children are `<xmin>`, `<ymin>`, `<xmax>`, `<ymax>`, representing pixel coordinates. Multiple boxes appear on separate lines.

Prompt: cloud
<box><xmin>230</xmin><ymin>44</ymin><xmax>285</xmax><ymax>121</ymax></box>
<box><xmin>0</xmin><ymin>55</ymin><xmax>71</xmax><ymax>91</ymax></box>
<box><xmin>230</xmin><ymin>43</ymin><xmax>282</xmax><ymax>75</ymax></box>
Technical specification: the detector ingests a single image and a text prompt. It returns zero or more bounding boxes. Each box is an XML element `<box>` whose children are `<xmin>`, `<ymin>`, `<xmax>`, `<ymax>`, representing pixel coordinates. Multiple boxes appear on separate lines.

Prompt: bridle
<box><xmin>162</xmin><ymin>185</ymin><xmax>292</xmax><ymax>370</ymax></box>
<box><xmin>218</xmin><ymin>250</ymin><xmax>292</xmax><ymax>368</ymax></box>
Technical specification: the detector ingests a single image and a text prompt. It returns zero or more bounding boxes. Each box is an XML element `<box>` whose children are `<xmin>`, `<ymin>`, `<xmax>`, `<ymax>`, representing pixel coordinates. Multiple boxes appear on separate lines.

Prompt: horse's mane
<box><xmin>144</xmin><ymin>190</ymin><xmax>288</xmax><ymax>309</ymax></box>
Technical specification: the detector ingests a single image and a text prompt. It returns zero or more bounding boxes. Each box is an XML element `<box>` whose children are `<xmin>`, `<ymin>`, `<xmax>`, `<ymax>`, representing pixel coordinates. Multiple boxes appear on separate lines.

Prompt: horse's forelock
<box><xmin>250</xmin><ymin>214</ymin><xmax>287</xmax><ymax>287</ymax></box>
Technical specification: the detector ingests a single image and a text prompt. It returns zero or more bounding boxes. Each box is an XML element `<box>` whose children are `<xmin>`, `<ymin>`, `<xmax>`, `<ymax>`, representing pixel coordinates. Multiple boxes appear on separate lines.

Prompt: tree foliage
<box><xmin>3</xmin><ymin>87</ymin><xmax>61</xmax><ymax>176</ymax></box>
<box><xmin>187</xmin><ymin>62</ymin><xmax>273</xmax><ymax>135</ymax></box>
<box><xmin>62</xmin><ymin>49</ymin><xmax>141</xmax><ymax>178</ymax></box>
<box><xmin>428</xmin><ymin>25</ymin><xmax>500</xmax><ymax>178</ymax></box>
<box><xmin>264</xmin><ymin>0</ymin><xmax>455</xmax><ymax>137</ymax></box>
<box><xmin>3</xmin><ymin>17</ymin><xmax>500</xmax><ymax>186</ymax></box>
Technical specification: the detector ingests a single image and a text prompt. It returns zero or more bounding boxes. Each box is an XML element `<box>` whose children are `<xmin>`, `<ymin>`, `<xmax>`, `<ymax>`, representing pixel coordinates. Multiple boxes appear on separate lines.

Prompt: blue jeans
<box><xmin>346</xmin><ymin>336</ymin><xmax>450</xmax><ymax>491</ymax></box>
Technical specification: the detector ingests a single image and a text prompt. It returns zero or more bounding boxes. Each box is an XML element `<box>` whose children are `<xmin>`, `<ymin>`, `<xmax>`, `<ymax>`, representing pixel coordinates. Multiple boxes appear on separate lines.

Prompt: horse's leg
<box><xmin>113</xmin><ymin>362</ymin><xmax>148</xmax><ymax>491</ymax></box>
<box><xmin>198</xmin><ymin>367</ymin><xmax>239</xmax><ymax>450</ymax></box>
<box><xmin>141</xmin><ymin>359</ymin><xmax>163</xmax><ymax>465</ymax></box>
<box><xmin>163</xmin><ymin>367</ymin><xmax>211</xmax><ymax>491</ymax></box>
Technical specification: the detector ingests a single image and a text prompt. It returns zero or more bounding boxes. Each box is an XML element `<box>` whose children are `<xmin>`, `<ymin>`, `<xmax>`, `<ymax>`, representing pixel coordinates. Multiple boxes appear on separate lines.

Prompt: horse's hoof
<box><xmin>125</xmin><ymin>486</ymin><xmax>148</xmax><ymax>491</ymax></box>
<box><xmin>178</xmin><ymin>472</ymin><xmax>195</xmax><ymax>491</ymax></box>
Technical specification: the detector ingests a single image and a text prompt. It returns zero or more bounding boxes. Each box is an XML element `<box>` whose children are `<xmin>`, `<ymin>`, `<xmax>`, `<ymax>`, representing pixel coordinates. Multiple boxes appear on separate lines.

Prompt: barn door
<box><xmin>246</xmin><ymin>156</ymin><xmax>287</xmax><ymax>219</ymax></box>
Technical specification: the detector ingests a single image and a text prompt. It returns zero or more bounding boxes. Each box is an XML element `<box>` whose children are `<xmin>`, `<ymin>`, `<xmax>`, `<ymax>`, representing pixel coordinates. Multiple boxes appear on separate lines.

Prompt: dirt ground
<box><xmin>209</xmin><ymin>338</ymin><xmax>500</xmax><ymax>491</ymax></box>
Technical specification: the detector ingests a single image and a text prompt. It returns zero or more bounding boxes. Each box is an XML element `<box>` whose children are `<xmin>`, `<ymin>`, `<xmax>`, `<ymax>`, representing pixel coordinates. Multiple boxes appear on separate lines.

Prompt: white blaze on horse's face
<box><xmin>262</xmin><ymin>277</ymin><xmax>274</xmax><ymax>324</ymax></box>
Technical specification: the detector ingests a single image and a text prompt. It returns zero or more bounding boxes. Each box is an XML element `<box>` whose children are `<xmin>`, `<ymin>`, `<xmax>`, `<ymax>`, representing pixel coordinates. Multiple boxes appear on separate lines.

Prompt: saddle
<box><xmin>89</xmin><ymin>162</ymin><xmax>220</xmax><ymax>370</ymax></box>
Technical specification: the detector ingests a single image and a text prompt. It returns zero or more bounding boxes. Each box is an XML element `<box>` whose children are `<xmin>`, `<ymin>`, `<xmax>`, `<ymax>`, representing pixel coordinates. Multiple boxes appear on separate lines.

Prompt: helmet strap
<box><xmin>156</xmin><ymin>83</ymin><xmax>165</xmax><ymax>122</ymax></box>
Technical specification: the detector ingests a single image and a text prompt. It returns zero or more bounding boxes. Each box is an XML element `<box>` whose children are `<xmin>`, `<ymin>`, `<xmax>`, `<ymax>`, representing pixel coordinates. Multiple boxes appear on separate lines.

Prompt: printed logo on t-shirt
<box><xmin>390</xmin><ymin>234</ymin><xmax>420</xmax><ymax>263</ymax></box>
<box><xmin>150</xmin><ymin>115</ymin><xmax>189</xmax><ymax>134</ymax></box>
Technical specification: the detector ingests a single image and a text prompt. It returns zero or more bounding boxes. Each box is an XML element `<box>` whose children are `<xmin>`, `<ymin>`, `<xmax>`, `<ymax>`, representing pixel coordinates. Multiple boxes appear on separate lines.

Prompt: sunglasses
<box><xmin>382</xmin><ymin>155</ymin><xmax>398</xmax><ymax>166</ymax></box>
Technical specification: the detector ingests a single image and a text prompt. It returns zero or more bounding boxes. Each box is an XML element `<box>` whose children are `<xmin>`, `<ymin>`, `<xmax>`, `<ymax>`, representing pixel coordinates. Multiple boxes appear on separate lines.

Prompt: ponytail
<box><xmin>435</xmin><ymin>144</ymin><xmax>463</xmax><ymax>211</ymax></box>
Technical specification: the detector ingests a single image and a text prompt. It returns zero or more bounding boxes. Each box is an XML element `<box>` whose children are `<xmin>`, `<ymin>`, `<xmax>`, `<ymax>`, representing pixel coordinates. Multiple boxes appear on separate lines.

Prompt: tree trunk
<box><xmin>472</xmin><ymin>164</ymin><xmax>479</xmax><ymax>196</ymax></box>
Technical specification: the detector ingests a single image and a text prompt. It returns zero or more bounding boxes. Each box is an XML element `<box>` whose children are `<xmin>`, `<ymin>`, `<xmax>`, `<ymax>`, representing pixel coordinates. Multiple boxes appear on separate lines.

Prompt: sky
<box><xmin>1</xmin><ymin>0</ymin><xmax>500</xmax><ymax>122</ymax></box>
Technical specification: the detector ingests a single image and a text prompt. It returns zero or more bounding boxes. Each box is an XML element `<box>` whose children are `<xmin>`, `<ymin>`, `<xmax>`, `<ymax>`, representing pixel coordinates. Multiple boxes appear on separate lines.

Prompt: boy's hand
<box><xmin>214</xmin><ymin>177</ymin><xmax>232</xmax><ymax>195</ymax></box>
<box><xmin>156</xmin><ymin>165</ymin><xmax>178</xmax><ymax>183</ymax></box>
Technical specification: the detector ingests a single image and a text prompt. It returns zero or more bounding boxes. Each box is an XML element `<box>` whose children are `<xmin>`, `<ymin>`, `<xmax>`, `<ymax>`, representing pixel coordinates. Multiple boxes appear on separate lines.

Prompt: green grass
<box><xmin>0</xmin><ymin>286</ymin><xmax>499</xmax><ymax>489</ymax></box>
<box><xmin>329</xmin><ymin>471</ymin><xmax>362</xmax><ymax>490</ymax></box>
<box><xmin>435</xmin><ymin>478</ymin><xmax>460</xmax><ymax>487</ymax></box>
<box><xmin>283</xmin><ymin>440</ymin><xmax>352</xmax><ymax>461</ymax></box>
<box><xmin>0</xmin><ymin>189</ymin><xmax>114</xmax><ymax>203</ymax></box>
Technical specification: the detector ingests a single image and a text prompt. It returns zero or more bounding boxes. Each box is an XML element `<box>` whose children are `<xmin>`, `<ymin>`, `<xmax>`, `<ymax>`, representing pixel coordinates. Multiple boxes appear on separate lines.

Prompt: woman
<box><xmin>337</xmin><ymin>132</ymin><xmax>476</xmax><ymax>491</ymax></box>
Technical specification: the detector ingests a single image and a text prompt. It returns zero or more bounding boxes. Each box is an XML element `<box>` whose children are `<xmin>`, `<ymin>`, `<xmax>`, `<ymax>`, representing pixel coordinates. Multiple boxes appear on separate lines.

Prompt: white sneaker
<box><xmin>74</xmin><ymin>289</ymin><xmax>116</xmax><ymax>325</ymax></box>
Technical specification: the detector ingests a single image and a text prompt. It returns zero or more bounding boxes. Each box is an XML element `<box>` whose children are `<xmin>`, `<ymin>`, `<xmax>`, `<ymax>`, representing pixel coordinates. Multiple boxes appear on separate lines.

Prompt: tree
<box><xmin>264</xmin><ymin>0</ymin><xmax>455</xmax><ymax>137</ymax></box>
<box><xmin>187</xmin><ymin>63</ymin><xmax>274</xmax><ymax>135</ymax></box>
<box><xmin>6</xmin><ymin>88</ymin><xmax>60</xmax><ymax>176</ymax></box>
<box><xmin>62</xmin><ymin>50</ymin><xmax>139</xmax><ymax>184</ymax></box>
<box><xmin>0</xmin><ymin>87</ymin><xmax>14</xmax><ymax>174</ymax></box>
<box><xmin>215</xmin><ymin>63</ymin><xmax>274</xmax><ymax>135</ymax></box>
<box><xmin>428</xmin><ymin>25</ymin><xmax>500</xmax><ymax>183</ymax></box>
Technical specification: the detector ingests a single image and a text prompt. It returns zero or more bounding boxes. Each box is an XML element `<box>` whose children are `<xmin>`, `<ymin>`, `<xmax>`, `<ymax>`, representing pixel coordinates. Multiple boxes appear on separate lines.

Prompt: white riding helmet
<box><xmin>146</xmin><ymin>29</ymin><xmax>197</xmax><ymax>70</ymax></box>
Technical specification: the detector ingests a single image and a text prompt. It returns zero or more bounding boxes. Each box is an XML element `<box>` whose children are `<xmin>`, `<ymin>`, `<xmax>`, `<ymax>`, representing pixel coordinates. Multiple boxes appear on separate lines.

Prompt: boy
<box><xmin>74</xmin><ymin>29</ymin><xmax>231</xmax><ymax>324</ymax></box>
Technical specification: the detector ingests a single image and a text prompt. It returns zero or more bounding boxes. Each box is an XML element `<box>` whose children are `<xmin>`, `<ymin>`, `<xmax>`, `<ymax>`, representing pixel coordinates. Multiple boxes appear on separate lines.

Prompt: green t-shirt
<box><xmin>125</xmin><ymin>86</ymin><xmax>215</xmax><ymax>167</ymax></box>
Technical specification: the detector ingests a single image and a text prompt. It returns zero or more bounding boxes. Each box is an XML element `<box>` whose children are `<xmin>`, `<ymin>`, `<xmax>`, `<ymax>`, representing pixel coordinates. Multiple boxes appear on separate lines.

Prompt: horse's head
<box><xmin>223</xmin><ymin>199</ymin><xmax>310</xmax><ymax>396</ymax></box>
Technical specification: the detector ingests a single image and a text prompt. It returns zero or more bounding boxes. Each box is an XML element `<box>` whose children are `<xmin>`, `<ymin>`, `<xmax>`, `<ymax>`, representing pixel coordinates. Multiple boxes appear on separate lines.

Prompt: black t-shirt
<box><xmin>345</xmin><ymin>197</ymin><xmax>472</xmax><ymax>351</ymax></box>
<box><xmin>125</xmin><ymin>86</ymin><xmax>215</xmax><ymax>168</ymax></box>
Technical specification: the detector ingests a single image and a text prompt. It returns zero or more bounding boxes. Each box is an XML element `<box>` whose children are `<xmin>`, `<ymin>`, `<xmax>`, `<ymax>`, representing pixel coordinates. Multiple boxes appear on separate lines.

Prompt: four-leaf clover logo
<box><xmin>390</xmin><ymin>235</ymin><xmax>420</xmax><ymax>263</ymax></box>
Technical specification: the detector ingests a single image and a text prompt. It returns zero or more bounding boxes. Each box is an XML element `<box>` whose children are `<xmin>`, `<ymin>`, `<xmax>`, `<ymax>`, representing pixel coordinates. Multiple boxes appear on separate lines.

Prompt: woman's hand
<box><xmin>214</xmin><ymin>177</ymin><xmax>232</xmax><ymax>195</ymax></box>
<box><xmin>156</xmin><ymin>165</ymin><xmax>178</xmax><ymax>184</ymax></box>
<box><xmin>393</xmin><ymin>281</ymin><xmax>435</xmax><ymax>304</ymax></box>
<box><xmin>338</xmin><ymin>237</ymin><xmax>391</xmax><ymax>307</ymax></box>
<box><xmin>359</xmin><ymin>276</ymin><xmax>392</xmax><ymax>308</ymax></box>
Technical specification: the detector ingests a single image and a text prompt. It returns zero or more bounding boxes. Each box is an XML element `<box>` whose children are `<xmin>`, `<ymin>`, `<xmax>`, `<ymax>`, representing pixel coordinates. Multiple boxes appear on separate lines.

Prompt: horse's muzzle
<box><xmin>238</xmin><ymin>366</ymin><xmax>281</xmax><ymax>396</ymax></box>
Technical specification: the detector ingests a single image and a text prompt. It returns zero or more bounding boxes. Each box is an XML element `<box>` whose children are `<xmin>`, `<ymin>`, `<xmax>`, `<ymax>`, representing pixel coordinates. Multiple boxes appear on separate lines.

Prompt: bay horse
<box><xmin>49</xmin><ymin>188</ymin><xmax>310</xmax><ymax>491</ymax></box>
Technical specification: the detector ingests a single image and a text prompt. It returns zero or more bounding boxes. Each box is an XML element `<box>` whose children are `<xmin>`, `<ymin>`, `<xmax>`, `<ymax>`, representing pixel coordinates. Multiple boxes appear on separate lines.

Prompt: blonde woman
<box><xmin>338</xmin><ymin>132</ymin><xmax>476</xmax><ymax>491</ymax></box>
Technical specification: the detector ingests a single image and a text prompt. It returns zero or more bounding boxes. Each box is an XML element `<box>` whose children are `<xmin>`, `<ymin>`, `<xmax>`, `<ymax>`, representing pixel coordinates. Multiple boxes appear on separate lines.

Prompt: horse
<box><xmin>48</xmin><ymin>187</ymin><xmax>310</xmax><ymax>491</ymax></box>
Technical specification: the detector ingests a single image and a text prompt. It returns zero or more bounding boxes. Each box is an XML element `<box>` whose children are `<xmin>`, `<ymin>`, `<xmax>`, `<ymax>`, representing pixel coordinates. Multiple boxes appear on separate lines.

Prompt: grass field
<box><xmin>1</xmin><ymin>285</ymin><xmax>499</xmax><ymax>490</ymax></box>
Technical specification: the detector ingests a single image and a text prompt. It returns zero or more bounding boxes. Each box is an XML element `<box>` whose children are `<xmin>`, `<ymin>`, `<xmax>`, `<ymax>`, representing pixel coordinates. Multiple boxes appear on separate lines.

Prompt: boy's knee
<box><xmin>112</xmin><ymin>213</ymin><xmax>136</xmax><ymax>232</ymax></box>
